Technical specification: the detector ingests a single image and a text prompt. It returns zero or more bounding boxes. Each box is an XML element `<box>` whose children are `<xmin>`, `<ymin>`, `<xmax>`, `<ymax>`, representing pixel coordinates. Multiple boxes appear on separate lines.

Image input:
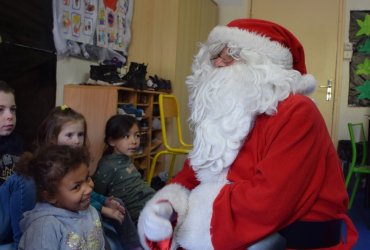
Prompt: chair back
<box><xmin>345</xmin><ymin>122</ymin><xmax>370</xmax><ymax>209</ymax></box>
<box><xmin>146</xmin><ymin>94</ymin><xmax>192</xmax><ymax>185</ymax></box>
<box><xmin>159</xmin><ymin>94</ymin><xmax>192</xmax><ymax>153</ymax></box>
<box><xmin>348</xmin><ymin>122</ymin><xmax>367</xmax><ymax>168</ymax></box>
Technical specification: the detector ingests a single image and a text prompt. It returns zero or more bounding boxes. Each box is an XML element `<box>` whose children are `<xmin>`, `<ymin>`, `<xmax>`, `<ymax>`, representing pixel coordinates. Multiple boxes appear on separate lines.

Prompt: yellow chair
<box><xmin>146</xmin><ymin>94</ymin><xmax>192</xmax><ymax>186</ymax></box>
<box><xmin>345</xmin><ymin>122</ymin><xmax>370</xmax><ymax>209</ymax></box>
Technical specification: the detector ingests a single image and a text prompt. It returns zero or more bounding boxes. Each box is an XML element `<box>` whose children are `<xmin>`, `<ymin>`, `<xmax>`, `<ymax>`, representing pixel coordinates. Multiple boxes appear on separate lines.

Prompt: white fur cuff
<box><xmin>137</xmin><ymin>184</ymin><xmax>190</xmax><ymax>250</ymax></box>
<box><xmin>149</xmin><ymin>184</ymin><xmax>190</xmax><ymax>222</ymax></box>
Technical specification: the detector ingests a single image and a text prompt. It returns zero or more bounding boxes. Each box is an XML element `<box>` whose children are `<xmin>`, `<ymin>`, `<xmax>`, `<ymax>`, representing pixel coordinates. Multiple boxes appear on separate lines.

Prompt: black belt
<box><xmin>248</xmin><ymin>219</ymin><xmax>342</xmax><ymax>250</ymax></box>
<box><xmin>280</xmin><ymin>219</ymin><xmax>342</xmax><ymax>249</ymax></box>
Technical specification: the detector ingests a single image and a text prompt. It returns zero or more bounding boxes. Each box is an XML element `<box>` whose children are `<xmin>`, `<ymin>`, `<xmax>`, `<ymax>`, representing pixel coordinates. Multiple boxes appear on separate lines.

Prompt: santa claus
<box><xmin>138</xmin><ymin>19</ymin><xmax>358</xmax><ymax>250</ymax></box>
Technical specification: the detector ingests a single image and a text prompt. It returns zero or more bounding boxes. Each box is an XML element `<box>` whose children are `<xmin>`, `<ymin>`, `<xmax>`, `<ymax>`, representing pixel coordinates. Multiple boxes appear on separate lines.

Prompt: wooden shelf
<box><xmin>64</xmin><ymin>84</ymin><xmax>165</xmax><ymax>177</ymax></box>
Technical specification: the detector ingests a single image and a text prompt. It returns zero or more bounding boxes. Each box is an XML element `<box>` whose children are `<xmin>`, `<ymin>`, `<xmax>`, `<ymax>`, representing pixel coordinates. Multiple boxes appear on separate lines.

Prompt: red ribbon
<box><xmin>146</xmin><ymin>237</ymin><xmax>173</xmax><ymax>250</ymax></box>
<box><xmin>145</xmin><ymin>202</ymin><xmax>179</xmax><ymax>250</ymax></box>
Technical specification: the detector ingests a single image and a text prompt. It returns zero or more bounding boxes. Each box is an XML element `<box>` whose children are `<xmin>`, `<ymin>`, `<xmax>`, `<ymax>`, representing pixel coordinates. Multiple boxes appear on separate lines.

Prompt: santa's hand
<box><xmin>139</xmin><ymin>201</ymin><xmax>175</xmax><ymax>241</ymax></box>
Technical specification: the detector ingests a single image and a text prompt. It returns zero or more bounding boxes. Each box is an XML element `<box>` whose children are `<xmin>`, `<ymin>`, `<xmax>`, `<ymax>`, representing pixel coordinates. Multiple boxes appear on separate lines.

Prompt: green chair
<box><xmin>345</xmin><ymin>122</ymin><xmax>370</xmax><ymax>209</ymax></box>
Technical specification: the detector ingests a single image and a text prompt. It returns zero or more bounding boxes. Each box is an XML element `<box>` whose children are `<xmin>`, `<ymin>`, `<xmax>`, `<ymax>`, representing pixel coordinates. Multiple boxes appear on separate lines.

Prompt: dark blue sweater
<box><xmin>0</xmin><ymin>132</ymin><xmax>24</xmax><ymax>185</ymax></box>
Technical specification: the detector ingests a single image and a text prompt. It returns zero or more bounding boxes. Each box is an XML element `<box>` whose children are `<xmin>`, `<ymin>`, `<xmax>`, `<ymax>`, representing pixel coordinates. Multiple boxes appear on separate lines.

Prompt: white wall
<box><xmin>213</xmin><ymin>0</ymin><xmax>250</xmax><ymax>24</ymax></box>
<box><xmin>55</xmin><ymin>57</ymin><xmax>92</xmax><ymax>105</ymax></box>
<box><xmin>337</xmin><ymin>0</ymin><xmax>370</xmax><ymax>141</ymax></box>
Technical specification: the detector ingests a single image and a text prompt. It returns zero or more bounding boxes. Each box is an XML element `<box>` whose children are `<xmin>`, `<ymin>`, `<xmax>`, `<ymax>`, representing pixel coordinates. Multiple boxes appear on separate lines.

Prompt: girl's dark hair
<box><xmin>16</xmin><ymin>145</ymin><xmax>90</xmax><ymax>201</ymax></box>
<box><xmin>35</xmin><ymin>106</ymin><xmax>87</xmax><ymax>148</ymax></box>
<box><xmin>103</xmin><ymin>114</ymin><xmax>139</xmax><ymax>155</ymax></box>
<box><xmin>0</xmin><ymin>80</ymin><xmax>15</xmax><ymax>95</ymax></box>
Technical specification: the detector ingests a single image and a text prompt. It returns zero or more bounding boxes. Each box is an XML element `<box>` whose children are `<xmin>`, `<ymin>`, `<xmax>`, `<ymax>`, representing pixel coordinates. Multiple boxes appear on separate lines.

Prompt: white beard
<box><xmin>186</xmin><ymin>45</ymin><xmax>302</xmax><ymax>182</ymax></box>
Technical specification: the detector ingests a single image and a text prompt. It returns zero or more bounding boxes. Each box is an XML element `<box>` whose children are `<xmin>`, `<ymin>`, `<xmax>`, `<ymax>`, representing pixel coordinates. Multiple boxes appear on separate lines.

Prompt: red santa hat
<box><xmin>207</xmin><ymin>18</ymin><xmax>316</xmax><ymax>94</ymax></box>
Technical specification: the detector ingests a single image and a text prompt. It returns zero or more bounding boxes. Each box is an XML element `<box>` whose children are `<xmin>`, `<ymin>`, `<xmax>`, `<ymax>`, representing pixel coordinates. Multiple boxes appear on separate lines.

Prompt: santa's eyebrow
<box><xmin>209</xmin><ymin>43</ymin><xmax>227</xmax><ymax>58</ymax></box>
<box><xmin>226</xmin><ymin>46</ymin><xmax>242</xmax><ymax>60</ymax></box>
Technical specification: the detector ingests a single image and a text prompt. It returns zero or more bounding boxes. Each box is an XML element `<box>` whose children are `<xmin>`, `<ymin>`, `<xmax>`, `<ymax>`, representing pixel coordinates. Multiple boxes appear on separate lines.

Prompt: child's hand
<box><xmin>101</xmin><ymin>206</ymin><xmax>125</xmax><ymax>224</ymax></box>
<box><xmin>105</xmin><ymin>196</ymin><xmax>125</xmax><ymax>214</ymax></box>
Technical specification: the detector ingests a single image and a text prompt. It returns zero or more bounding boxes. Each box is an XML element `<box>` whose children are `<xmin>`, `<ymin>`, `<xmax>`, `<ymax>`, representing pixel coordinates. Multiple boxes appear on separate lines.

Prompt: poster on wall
<box><xmin>57</xmin><ymin>0</ymin><xmax>98</xmax><ymax>45</ymax></box>
<box><xmin>52</xmin><ymin>0</ymin><xmax>133</xmax><ymax>63</ymax></box>
<box><xmin>348</xmin><ymin>11</ymin><xmax>370</xmax><ymax>107</ymax></box>
<box><xmin>96</xmin><ymin>0</ymin><xmax>132</xmax><ymax>52</ymax></box>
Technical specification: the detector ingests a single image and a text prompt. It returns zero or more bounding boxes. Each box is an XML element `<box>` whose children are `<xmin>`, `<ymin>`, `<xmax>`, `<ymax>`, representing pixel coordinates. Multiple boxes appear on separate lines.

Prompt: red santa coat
<box><xmin>170</xmin><ymin>94</ymin><xmax>358</xmax><ymax>249</ymax></box>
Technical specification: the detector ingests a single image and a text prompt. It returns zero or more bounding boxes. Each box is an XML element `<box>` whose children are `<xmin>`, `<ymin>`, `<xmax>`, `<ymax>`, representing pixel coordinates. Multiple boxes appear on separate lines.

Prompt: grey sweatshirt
<box><xmin>18</xmin><ymin>202</ymin><xmax>105</xmax><ymax>250</ymax></box>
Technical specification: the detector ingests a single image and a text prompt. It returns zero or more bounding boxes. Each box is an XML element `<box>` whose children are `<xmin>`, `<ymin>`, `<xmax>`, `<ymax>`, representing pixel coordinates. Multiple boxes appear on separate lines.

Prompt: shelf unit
<box><xmin>64</xmin><ymin>84</ymin><xmax>164</xmax><ymax>177</ymax></box>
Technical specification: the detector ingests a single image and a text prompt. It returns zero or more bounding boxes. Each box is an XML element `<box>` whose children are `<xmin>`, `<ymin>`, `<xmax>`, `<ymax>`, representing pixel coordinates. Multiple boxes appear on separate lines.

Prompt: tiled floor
<box><xmin>348</xmin><ymin>190</ymin><xmax>370</xmax><ymax>249</ymax></box>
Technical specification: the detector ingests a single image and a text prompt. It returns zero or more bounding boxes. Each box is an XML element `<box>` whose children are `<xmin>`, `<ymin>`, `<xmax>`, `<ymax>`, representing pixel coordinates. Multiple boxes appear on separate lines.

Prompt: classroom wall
<box><xmin>213</xmin><ymin>0</ymin><xmax>249</xmax><ymax>24</ymax></box>
<box><xmin>56</xmin><ymin>58</ymin><xmax>90</xmax><ymax>105</ymax></box>
<box><xmin>56</xmin><ymin>0</ymin><xmax>370</xmax><ymax>142</ymax></box>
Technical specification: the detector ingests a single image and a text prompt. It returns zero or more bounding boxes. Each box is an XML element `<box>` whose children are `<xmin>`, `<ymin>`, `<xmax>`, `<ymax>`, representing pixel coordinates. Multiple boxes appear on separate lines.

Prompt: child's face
<box><xmin>51</xmin><ymin>163</ymin><xmax>93</xmax><ymax>212</ymax></box>
<box><xmin>109</xmin><ymin>124</ymin><xmax>140</xmax><ymax>156</ymax></box>
<box><xmin>57</xmin><ymin>120</ymin><xmax>85</xmax><ymax>148</ymax></box>
<box><xmin>0</xmin><ymin>91</ymin><xmax>16</xmax><ymax>136</ymax></box>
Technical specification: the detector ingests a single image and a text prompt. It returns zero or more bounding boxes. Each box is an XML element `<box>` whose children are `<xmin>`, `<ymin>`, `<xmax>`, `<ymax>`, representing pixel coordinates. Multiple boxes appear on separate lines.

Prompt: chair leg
<box><xmin>348</xmin><ymin>174</ymin><xmax>361</xmax><ymax>209</ymax></box>
<box><xmin>167</xmin><ymin>154</ymin><xmax>177</xmax><ymax>183</ymax></box>
<box><xmin>345</xmin><ymin>169</ymin><xmax>354</xmax><ymax>187</ymax></box>
<box><xmin>147</xmin><ymin>151</ymin><xmax>168</xmax><ymax>186</ymax></box>
<box><xmin>147</xmin><ymin>151</ymin><xmax>188</xmax><ymax>186</ymax></box>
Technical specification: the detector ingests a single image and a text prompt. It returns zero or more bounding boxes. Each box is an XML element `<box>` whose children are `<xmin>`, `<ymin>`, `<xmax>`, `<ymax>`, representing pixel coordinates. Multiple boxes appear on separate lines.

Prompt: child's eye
<box><xmin>72</xmin><ymin>184</ymin><xmax>81</xmax><ymax>190</ymax></box>
<box><xmin>66</xmin><ymin>133</ymin><xmax>74</xmax><ymax>138</ymax></box>
<box><xmin>78</xmin><ymin>132</ymin><xmax>85</xmax><ymax>137</ymax></box>
<box><xmin>10</xmin><ymin>106</ymin><xmax>16</xmax><ymax>113</ymax></box>
<box><xmin>135</xmin><ymin>134</ymin><xmax>141</xmax><ymax>139</ymax></box>
<box><xmin>123</xmin><ymin>135</ymin><xmax>129</xmax><ymax>139</ymax></box>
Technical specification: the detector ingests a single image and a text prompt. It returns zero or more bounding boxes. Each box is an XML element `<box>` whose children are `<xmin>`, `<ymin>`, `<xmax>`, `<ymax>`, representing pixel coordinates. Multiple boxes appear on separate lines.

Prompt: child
<box><xmin>0</xmin><ymin>81</ymin><xmax>23</xmax><ymax>182</ymax></box>
<box><xmin>32</xmin><ymin>105</ymin><xmax>142</xmax><ymax>249</ymax></box>
<box><xmin>0</xmin><ymin>80</ymin><xmax>36</xmax><ymax>248</ymax></box>
<box><xmin>17</xmin><ymin>145</ymin><xmax>105</xmax><ymax>249</ymax></box>
<box><xmin>93</xmin><ymin>114</ymin><xmax>155</xmax><ymax>224</ymax></box>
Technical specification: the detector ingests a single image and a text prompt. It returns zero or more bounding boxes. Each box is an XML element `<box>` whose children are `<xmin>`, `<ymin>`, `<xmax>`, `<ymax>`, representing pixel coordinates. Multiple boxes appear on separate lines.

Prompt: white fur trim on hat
<box><xmin>208</xmin><ymin>26</ymin><xmax>293</xmax><ymax>70</ymax></box>
<box><xmin>296</xmin><ymin>74</ymin><xmax>317</xmax><ymax>95</ymax></box>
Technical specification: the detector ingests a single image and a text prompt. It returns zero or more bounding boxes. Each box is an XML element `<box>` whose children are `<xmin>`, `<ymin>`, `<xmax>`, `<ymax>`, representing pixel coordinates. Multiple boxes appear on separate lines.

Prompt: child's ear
<box><xmin>108</xmin><ymin>138</ymin><xmax>115</xmax><ymax>147</ymax></box>
<box><xmin>42</xmin><ymin>190</ymin><xmax>57</xmax><ymax>204</ymax></box>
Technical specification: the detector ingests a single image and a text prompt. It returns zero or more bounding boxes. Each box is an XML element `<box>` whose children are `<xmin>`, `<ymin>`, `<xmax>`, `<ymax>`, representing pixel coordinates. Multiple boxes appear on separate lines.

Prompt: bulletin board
<box><xmin>348</xmin><ymin>11</ymin><xmax>370</xmax><ymax>107</ymax></box>
<box><xmin>53</xmin><ymin>0</ymin><xmax>133</xmax><ymax>63</ymax></box>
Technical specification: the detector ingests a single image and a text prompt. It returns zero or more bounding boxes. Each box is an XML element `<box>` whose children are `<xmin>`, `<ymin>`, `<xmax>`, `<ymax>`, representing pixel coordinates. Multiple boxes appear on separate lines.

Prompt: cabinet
<box><xmin>64</xmin><ymin>84</ymin><xmax>164</xmax><ymax>176</ymax></box>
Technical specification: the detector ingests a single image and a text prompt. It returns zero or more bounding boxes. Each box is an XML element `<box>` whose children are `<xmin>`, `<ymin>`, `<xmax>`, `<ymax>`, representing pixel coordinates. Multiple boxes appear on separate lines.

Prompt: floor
<box><xmin>348</xmin><ymin>189</ymin><xmax>370</xmax><ymax>249</ymax></box>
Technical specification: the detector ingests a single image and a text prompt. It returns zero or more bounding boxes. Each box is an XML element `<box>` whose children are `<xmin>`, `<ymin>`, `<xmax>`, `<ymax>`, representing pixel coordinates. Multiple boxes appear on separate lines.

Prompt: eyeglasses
<box><xmin>211</xmin><ymin>48</ymin><xmax>236</xmax><ymax>67</ymax></box>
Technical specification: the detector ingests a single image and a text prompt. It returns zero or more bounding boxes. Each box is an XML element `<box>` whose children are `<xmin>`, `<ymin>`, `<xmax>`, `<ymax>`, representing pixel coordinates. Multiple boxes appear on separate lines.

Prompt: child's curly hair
<box><xmin>16</xmin><ymin>145</ymin><xmax>90</xmax><ymax>202</ymax></box>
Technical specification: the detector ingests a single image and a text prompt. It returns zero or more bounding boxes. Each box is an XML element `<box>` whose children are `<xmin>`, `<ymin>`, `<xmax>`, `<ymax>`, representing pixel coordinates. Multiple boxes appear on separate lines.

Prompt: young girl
<box><xmin>30</xmin><ymin>105</ymin><xmax>142</xmax><ymax>249</ymax></box>
<box><xmin>0</xmin><ymin>80</ymin><xmax>36</xmax><ymax>248</ymax></box>
<box><xmin>17</xmin><ymin>145</ymin><xmax>105</xmax><ymax>249</ymax></box>
<box><xmin>93</xmin><ymin>114</ymin><xmax>155</xmax><ymax>224</ymax></box>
